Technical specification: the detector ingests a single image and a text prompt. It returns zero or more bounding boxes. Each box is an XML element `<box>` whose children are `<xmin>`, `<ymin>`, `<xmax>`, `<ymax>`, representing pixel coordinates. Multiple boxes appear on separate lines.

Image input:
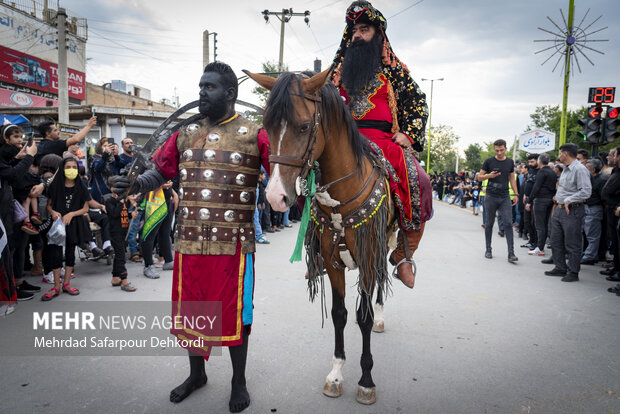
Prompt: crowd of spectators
<box><xmin>431</xmin><ymin>142</ymin><xmax>620</xmax><ymax>296</ymax></box>
<box><xmin>0</xmin><ymin>120</ymin><xmax>301</xmax><ymax>314</ymax></box>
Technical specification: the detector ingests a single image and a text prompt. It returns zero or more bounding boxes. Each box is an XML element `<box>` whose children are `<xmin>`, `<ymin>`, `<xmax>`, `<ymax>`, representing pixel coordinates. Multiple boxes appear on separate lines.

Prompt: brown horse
<box><xmin>245</xmin><ymin>68</ymin><xmax>396</xmax><ymax>405</ymax></box>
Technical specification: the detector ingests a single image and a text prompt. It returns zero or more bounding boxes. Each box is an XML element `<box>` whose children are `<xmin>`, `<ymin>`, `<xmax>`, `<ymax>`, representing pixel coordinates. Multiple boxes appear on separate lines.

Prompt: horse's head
<box><xmin>243</xmin><ymin>68</ymin><xmax>331</xmax><ymax>212</ymax></box>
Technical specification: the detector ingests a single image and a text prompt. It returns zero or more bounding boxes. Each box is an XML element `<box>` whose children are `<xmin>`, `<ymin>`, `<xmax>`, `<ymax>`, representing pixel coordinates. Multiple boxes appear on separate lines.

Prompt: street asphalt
<box><xmin>1</xmin><ymin>201</ymin><xmax>618</xmax><ymax>414</ymax></box>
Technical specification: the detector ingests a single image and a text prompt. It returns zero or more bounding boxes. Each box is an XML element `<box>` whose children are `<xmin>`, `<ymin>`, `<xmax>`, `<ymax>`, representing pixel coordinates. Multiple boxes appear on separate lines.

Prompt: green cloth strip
<box><xmin>289</xmin><ymin>169</ymin><xmax>316</xmax><ymax>263</ymax></box>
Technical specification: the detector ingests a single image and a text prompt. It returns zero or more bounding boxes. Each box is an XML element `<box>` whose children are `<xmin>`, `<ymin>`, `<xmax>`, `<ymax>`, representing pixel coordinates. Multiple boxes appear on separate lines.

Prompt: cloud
<box><xmin>58</xmin><ymin>0</ymin><xmax>617</xmax><ymax>149</ymax></box>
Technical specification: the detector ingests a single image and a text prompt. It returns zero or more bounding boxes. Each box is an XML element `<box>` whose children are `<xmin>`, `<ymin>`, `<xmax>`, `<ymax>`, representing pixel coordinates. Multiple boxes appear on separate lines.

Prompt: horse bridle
<box><xmin>268</xmin><ymin>92</ymin><xmax>322</xmax><ymax>195</ymax></box>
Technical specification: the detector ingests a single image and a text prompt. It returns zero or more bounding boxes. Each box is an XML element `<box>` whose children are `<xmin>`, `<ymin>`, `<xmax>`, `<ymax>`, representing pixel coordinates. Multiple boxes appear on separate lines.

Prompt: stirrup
<box><xmin>391</xmin><ymin>257</ymin><xmax>417</xmax><ymax>281</ymax></box>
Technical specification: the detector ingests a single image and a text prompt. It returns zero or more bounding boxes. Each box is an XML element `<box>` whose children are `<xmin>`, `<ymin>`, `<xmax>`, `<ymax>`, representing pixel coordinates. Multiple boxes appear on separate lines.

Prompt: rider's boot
<box><xmin>389</xmin><ymin>224</ymin><xmax>425</xmax><ymax>288</ymax></box>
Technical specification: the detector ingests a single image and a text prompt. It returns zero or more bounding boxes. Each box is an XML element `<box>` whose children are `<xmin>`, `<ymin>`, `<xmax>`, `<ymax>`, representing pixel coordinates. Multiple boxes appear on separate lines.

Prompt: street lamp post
<box><xmin>421</xmin><ymin>77</ymin><xmax>444</xmax><ymax>173</ymax></box>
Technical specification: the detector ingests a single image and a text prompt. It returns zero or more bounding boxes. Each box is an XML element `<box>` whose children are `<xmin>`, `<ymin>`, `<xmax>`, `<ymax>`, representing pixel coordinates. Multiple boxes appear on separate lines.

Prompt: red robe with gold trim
<box><xmin>340</xmin><ymin>73</ymin><xmax>432</xmax><ymax>231</ymax></box>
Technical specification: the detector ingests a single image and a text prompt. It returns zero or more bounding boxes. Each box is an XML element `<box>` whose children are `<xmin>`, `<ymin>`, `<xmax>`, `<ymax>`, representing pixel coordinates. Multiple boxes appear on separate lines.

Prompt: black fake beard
<box><xmin>200</xmin><ymin>100</ymin><xmax>229</xmax><ymax>122</ymax></box>
<box><xmin>341</xmin><ymin>34</ymin><xmax>383</xmax><ymax>99</ymax></box>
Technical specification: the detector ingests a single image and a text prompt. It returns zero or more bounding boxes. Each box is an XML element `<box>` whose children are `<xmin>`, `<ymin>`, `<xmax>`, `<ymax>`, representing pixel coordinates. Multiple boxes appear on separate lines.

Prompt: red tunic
<box><xmin>341</xmin><ymin>74</ymin><xmax>432</xmax><ymax>231</ymax></box>
<box><xmin>153</xmin><ymin>123</ymin><xmax>270</xmax><ymax>357</ymax></box>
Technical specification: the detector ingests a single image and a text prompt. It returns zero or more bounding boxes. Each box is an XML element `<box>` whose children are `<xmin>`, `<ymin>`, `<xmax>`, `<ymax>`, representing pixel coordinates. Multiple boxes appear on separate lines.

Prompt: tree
<box><xmin>420</xmin><ymin>124</ymin><xmax>461</xmax><ymax>172</ymax></box>
<box><xmin>251</xmin><ymin>60</ymin><xmax>288</xmax><ymax>106</ymax></box>
<box><xmin>463</xmin><ymin>143</ymin><xmax>483</xmax><ymax>171</ymax></box>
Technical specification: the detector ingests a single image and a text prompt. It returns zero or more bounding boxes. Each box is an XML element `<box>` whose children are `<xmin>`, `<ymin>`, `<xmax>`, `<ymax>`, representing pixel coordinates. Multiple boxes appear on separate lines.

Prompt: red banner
<box><xmin>0</xmin><ymin>45</ymin><xmax>85</xmax><ymax>101</ymax></box>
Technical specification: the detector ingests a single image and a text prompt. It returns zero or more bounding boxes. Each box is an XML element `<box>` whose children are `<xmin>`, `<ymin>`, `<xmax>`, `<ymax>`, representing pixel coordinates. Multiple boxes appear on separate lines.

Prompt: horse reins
<box><xmin>268</xmin><ymin>92</ymin><xmax>322</xmax><ymax>184</ymax></box>
<box><xmin>268</xmin><ymin>90</ymin><xmax>371</xmax><ymax>205</ymax></box>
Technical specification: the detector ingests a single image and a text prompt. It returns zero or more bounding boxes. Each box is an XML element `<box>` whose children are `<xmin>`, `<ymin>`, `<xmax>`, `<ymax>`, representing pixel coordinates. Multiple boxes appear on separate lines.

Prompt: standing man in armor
<box><xmin>129</xmin><ymin>62</ymin><xmax>269</xmax><ymax>413</ymax></box>
<box><xmin>330</xmin><ymin>0</ymin><xmax>432</xmax><ymax>288</ymax></box>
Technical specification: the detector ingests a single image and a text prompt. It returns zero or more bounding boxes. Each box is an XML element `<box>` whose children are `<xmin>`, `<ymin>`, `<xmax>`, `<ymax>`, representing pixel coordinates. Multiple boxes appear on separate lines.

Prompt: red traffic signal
<box><xmin>602</xmin><ymin>107</ymin><xmax>620</xmax><ymax>143</ymax></box>
<box><xmin>588</xmin><ymin>106</ymin><xmax>603</xmax><ymax>118</ymax></box>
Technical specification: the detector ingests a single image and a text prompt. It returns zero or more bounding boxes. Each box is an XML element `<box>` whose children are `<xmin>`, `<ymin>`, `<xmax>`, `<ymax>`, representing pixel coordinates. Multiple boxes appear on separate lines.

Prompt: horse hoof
<box><xmin>356</xmin><ymin>385</ymin><xmax>376</xmax><ymax>405</ymax></box>
<box><xmin>323</xmin><ymin>381</ymin><xmax>343</xmax><ymax>398</ymax></box>
<box><xmin>372</xmin><ymin>320</ymin><xmax>384</xmax><ymax>333</ymax></box>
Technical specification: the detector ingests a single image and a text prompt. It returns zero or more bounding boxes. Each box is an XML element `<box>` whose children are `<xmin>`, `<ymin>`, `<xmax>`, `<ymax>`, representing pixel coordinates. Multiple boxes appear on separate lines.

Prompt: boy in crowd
<box><xmin>104</xmin><ymin>176</ymin><xmax>138</xmax><ymax>292</ymax></box>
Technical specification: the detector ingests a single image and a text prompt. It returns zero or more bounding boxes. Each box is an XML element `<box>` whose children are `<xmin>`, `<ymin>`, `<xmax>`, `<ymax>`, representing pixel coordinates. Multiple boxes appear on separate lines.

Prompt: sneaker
<box><xmin>508</xmin><ymin>253</ymin><xmax>519</xmax><ymax>263</ymax></box>
<box><xmin>42</xmin><ymin>272</ymin><xmax>54</xmax><ymax>284</ymax></box>
<box><xmin>143</xmin><ymin>266</ymin><xmax>160</xmax><ymax>279</ymax></box>
<box><xmin>19</xmin><ymin>280</ymin><xmax>41</xmax><ymax>292</ymax></box>
<box><xmin>0</xmin><ymin>304</ymin><xmax>15</xmax><ymax>316</ymax></box>
<box><xmin>162</xmin><ymin>262</ymin><xmax>174</xmax><ymax>271</ymax></box>
<box><xmin>155</xmin><ymin>260</ymin><xmax>164</xmax><ymax>268</ymax></box>
<box><xmin>498</xmin><ymin>231</ymin><xmax>505</xmax><ymax>237</ymax></box>
<box><xmin>21</xmin><ymin>221</ymin><xmax>39</xmax><ymax>235</ymax></box>
<box><xmin>528</xmin><ymin>247</ymin><xmax>545</xmax><ymax>256</ymax></box>
<box><xmin>16</xmin><ymin>287</ymin><xmax>34</xmax><ymax>301</ymax></box>
<box><xmin>485</xmin><ymin>249</ymin><xmax>492</xmax><ymax>259</ymax></box>
<box><xmin>256</xmin><ymin>236</ymin><xmax>270</xmax><ymax>244</ymax></box>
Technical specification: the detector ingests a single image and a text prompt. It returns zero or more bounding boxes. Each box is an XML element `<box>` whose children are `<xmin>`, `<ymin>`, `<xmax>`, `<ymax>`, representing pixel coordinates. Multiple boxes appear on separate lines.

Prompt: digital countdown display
<box><xmin>588</xmin><ymin>87</ymin><xmax>616</xmax><ymax>104</ymax></box>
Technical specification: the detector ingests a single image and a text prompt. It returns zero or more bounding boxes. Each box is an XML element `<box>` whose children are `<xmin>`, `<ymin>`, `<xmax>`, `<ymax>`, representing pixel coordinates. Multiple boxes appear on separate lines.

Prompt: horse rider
<box><xmin>330</xmin><ymin>0</ymin><xmax>433</xmax><ymax>288</ymax></box>
<box><xmin>122</xmin><ymin>62</ymin><xmax>270</xmax><ymax>413</ymax></box>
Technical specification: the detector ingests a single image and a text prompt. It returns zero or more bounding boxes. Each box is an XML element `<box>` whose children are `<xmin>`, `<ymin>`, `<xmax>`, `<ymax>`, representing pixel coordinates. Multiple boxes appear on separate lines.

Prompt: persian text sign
<box><xmin>519</xmin><ymin>130</ymin><xmax>555</xmax><ymax>153</ymax></box>
<box><xmin>0</xmin><ymin>5</ymin><xmax>86</xmax><ymax>72</ymax></box>
<box><xmin>0</xmin><ymin>45</ymin><xmax>85</xmax><ymax>101</ymax></box>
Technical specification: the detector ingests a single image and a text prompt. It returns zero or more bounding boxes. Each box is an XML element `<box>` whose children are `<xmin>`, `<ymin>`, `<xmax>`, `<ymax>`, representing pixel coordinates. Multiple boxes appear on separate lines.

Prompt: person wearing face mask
<box><xmin>42</xmin><ymin>156</ymin><xmax>92</xmax><ymax>301</ymax></box>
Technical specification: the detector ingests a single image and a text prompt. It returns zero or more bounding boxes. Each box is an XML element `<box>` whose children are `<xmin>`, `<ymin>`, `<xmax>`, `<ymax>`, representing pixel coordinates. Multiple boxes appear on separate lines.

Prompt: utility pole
<box><xmin>421</xmin><ymin>77</ymin><xmax>444</xmax><ymax>173</ymax></box>
<box><xmin>262</xmin><ymin>8</ymin><xmax>310</xmax><ymax>71</ymax></box>
<box><xmin>56</xmin><ymin>7</ymin><xmax>69</xmax><ymax>123</ymax></box>
<box><xmin>202</xmin><ymin>30</ymin><xmax>218</xmax><ymax>68</ymax></box>
<box><xmin>558</xmin><ymin>0</ymin><xmax>575</xmax><ymax>147</ymax></box>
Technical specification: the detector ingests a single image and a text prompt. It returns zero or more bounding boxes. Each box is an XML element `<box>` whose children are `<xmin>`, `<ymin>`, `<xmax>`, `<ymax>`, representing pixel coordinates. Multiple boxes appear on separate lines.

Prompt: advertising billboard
<box><xmin>0</xmin><ymin>45</ymin><xmax>86</xmax><ymax>104</ymax></box>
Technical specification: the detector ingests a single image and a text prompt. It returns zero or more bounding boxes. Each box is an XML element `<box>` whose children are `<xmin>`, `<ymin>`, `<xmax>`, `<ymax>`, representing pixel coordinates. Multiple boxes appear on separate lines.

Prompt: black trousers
<box><xmin>142</xmin><ymin>207</ymin><xmax>174</xmax><ymax>267</ymax></box>
<box><xmin>523</xmin><ymin>203</ymin><xmax>537</xmax><ymax>245</ymax></box>
<box><xmin>606</xmin><ymin>208</ymin><xmax>619</xmax><ymax>270</ymax></box>
<box><xmin>533</xmin><ymin>198</ymin><xmax>554</xmax><ymax>251</ymax></box>
<box><xmin>88</xmin><ymin>209</ymin><xmax>111</xmax><ymax>243</ymax></box>
<box><xmin>111</xmin><ymin>231</ymin><xmax>127</xmax><ymax>278</ymax></box>
<box><xmin>49</xmin><ymin>243</ymin><xmax>78</xmax><ymax>269</ymax></box>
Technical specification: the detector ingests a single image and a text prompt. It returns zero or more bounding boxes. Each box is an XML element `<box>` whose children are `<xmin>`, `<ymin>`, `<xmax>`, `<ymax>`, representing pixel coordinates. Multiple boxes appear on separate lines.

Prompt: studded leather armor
<box><xmin>174</xmin><ymin>115</ymin><xmax>261</xmax><ymax>255</ymax></box>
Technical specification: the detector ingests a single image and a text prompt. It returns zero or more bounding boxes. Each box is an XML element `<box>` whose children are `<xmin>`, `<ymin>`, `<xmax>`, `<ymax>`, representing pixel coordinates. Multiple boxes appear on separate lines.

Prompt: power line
<box><xmin>86</xmin><ymin>17</ymin><xmax>185</xmax><ymax>32</ymax></box>
<box><xmin>88</xmin><ymin>28</ymin><xmax>166</xmax><ymax>62</ymax></box>
<box><xmin>386</xmin><ymin>0</ymin><xmax>425</xmax><ymax>19</ymax></box>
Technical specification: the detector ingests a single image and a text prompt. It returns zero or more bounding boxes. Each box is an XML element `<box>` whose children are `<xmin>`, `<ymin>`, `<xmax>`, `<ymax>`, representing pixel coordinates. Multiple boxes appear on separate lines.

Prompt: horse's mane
<box><xmin>263</xmin><ymin>72</ymin><xmax>369</xmax><ymax>171</ymax></box>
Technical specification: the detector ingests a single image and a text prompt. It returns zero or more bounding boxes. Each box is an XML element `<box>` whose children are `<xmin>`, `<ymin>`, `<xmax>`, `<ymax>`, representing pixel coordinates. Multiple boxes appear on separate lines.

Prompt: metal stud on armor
<box><xmin>204</xmin><ymin>149</ymin><xmax>216</xmax><ymax>161</ymax></box>
<box><xmin>224</xmin><ymin>210</ymin><xmax>235</xmax><ymax>222</ymax></box>
<box><xmin>207</xmin><ymin>133</ymin><xmax>220</xmax><ymax>142</ymax></box>
<box><xmin>182</xmin><ymin>149</ymin><xmax>193</xmax><ymax>161</ymax></box>
<box><xmin>203</xmin><ymin>170</ymin><xmax>214</xmax><ymax>181</ymax></box>
<box><xmin>236</xmin><ymin>174</ymin><xmax>246</xmax><ymax>185</ymax></box>
<box><xmin>230</xmin><ymin>152</ymin><xmax>242</xmax><ymax>164</ymax></box>
<box><xmin>201</xmin><ymin>189</ymin><xmax>212</xmax><ymax>201</ymax></box>
<box><xmin>199</xmin><ymin>208</ymin><xmax>210</xmax><ymax>220</ymax></box>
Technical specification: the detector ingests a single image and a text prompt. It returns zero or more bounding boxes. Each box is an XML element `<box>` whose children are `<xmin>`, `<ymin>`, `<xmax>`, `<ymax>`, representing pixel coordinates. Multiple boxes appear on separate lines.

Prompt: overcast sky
<box><xmin>59</xmin><ymin>0</ymin><xmax>619</xmax><ymax>149</ymax></box>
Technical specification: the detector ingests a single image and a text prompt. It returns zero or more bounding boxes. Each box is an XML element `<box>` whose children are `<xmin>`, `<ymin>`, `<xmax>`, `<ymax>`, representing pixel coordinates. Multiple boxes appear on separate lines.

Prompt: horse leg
<box><xmin>323</xmin><ymin>281</ymin><xmax>347</xmax><ymax>398</ymax></box>
<box><xmin>373</xmin><ymin>285</ymin><xmax>385</xmax><ymax>333</ymax></box>
<box><xmin>356</xmin><ymin>293</ymin><xmax>376</xmax><ymax>405</ymax></box>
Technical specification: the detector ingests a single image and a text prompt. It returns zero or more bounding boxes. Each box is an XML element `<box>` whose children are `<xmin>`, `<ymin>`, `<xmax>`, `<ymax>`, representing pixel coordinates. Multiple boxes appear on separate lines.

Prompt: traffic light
<box><xmin>579</xmin><ymin>106</ymin><xmax>603</xmax><ymax>144</ymax></box>
<box><xmin>602</xmin><ymin>107</ymin><xmax>620</xmax><ymax>143</ymax></box>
